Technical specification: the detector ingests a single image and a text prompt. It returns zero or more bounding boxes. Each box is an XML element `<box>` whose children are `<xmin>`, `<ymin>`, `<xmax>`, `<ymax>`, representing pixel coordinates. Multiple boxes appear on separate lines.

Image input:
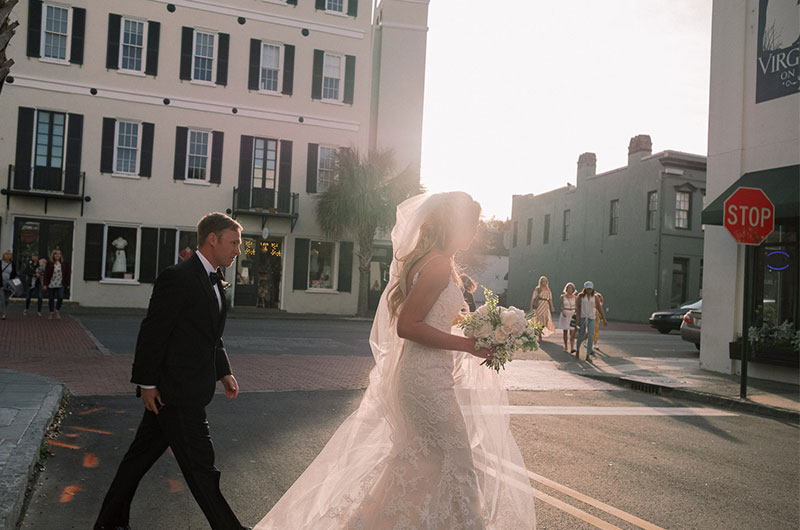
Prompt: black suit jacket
<box><xmin>131</xmin><ymin>253</ymin><xmax>232</xmax><ymax>407</ymax></box>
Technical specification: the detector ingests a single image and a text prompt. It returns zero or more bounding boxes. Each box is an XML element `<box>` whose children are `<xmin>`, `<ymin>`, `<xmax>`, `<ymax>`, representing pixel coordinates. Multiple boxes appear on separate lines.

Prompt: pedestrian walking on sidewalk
<box><xmin>531</xmin><ymin>275</ymin><xmax>555</xmax><ymax>336</ymax></box>
<box><xmin>43</xmin><ymin>249</ymin><xmax>70</xmax><ymax>320</ymax></box>
<box><xmin>23</xmin><ymin>253</ymin><xmax>44</xmax><ymax>316</ymax></box>
<box><xmin>461</xmin><ymin>274</ymin><xmax>477</xmax><ymax>312</ymax></box>
<box><xmin>575</xmin><ymin>281</ymin><xmax>607</xmax><ymax>360</ymax></box>
<box><xmin>0</xmin><ymin>250</ymin><xmax>17</xmax><ymax>320</ymax></box>
<box><xmin>556</xmin><ymin>282</ymin><xmax>577</xmax><ymax>352</ymax></box>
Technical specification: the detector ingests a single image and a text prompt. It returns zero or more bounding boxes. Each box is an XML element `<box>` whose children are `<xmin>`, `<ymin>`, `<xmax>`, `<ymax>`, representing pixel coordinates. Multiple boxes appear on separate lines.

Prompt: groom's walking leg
<box><xmin>94</xmin><ymin>410</ymin><xmax>169</xmax><ymax>528</ymax></box>
<box><xmin>159</xmin><ymin>405</ymin><xmax>244</xmax><ymax>530</ymax></box>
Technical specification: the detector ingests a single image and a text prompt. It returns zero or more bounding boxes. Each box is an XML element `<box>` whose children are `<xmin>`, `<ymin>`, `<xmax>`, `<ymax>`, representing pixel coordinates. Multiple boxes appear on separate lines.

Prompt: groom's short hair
<box><xmin>197</xmin><ymin>212</ymin><xmax>242</xmax><ymax>246</ymax></box>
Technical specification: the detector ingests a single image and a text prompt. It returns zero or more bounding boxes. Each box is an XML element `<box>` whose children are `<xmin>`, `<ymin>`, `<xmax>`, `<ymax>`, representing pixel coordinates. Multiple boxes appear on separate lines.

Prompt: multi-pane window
<box><xmin>193</xmin><ymin>31</ymin><xmax>215</xmax><ymax>82</ymax></box>
<box><xmin>543</xmin><ymin>214</ymin><xmax>550</xmax><ymax>244</ymax></box>
<box><xmin>562</xmin><ymin>209</ymin><xmax>570</xmax><ymax>241</ymax></box>
<box><xmin>609</xmin><ymin>199</ymin><xmax>619</xmax><ymax>235</ymax></box>
<box><xmin>260</xmin><ymin>43</ymin><xmax>281</xmax><ymax>92</ymax></box>
<box><xmin>104</xmin><ymin>226</ymin><xmax>139</xmax><ymax>281</ymax></box>
<box><xmin>512</xmin><ymin>221</ymin><xmax>518</xmax><ymax>248</ymax></box>
<box><xmin>35</xmin><ymin>111</ymin><xmax>65</xmax><ymax>169</ymax></box>
<box><xmin>115</xmin><ymin>121</ymin><xmax>140</xmax><ymax>174</ymax></box>
<box><xmin>318</xmin><ymin>146</ymin><xmax>337</xmax><ymax>192</ymax></box>
<box><xmin>187</xmin><ymin>130</ymin><xmax>209</xmax><ymax>180</ymax></box>
<box><xmin>675</xmin><ymin>191</ymin><xmax>690</xmax><ymax>229</ymax></box>
<box><xmin>326</xmin><ymin>0</ymin><xmax>344</xmax><ymax>12</ymax></box>
<box><xmin>42</xmin><ymin>4</ymin><xmax>69</xmax><ymax>60</ymax></box>
<box><xmin>308</xmin><ymin>240</ymin><xmax>336</xmax><ymax>289</ymax></box>
<box><xmin>121</xmin><ymin>18</ymin><xmax>145</xmax><ymax>72</ymax></box>
<box><xmin>253</xmin><ymin>139</ymin><xmax>277</xmax><ymax>191</ymax></box>
<box><xmin>526</xmin><ymin>218</ymin><xmax>533</xmax><ymax>246</ymax></box>
<box><xmin>647</xmin><ymin>191</ymin><xmax>658</xmax><ymax>231</ymax></box>
<box><xmin>322</xmin><ymin>53</ymin><xmax>342</xmax><ymax>101</ymax></box>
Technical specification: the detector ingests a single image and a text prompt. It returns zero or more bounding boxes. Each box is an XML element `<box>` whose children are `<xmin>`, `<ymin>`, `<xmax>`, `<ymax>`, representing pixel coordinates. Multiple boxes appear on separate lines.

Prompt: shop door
<box><xmin>235</xmin><ymin>236</ymin><xmax>283</xmax><ymax>308</ymax></box>
<box><xmin>13</xmin><ymin>217</ymin><xmax>74</xmax><ymax>295</ymax></box>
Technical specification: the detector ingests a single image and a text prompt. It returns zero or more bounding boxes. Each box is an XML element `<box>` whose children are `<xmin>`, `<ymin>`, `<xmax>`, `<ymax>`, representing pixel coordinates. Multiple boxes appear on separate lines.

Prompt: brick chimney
<box><xmin>576</xmin><ymin>152</ymin><xmax>596</xmax><ymax>186</ymax></box>
<box><xmin>628</xmin><ymin>134</ymin><xmax>652</xmax><ymax>165</ymax></box>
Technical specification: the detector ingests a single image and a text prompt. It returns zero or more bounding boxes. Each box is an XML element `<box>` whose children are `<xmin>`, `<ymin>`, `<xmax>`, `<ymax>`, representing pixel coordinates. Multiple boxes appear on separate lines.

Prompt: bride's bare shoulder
<box><xmin>408</xmin><ymin>253</ymin><xmax>450</xmax><ymax>289</ymax></box>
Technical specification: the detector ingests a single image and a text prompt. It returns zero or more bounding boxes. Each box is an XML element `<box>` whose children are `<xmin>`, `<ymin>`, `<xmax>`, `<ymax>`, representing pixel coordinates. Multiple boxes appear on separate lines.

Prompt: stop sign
<box><xmin>723</xmin><ymin>186</ymin><xmax>775</xmax><ymax>245</ymax></box>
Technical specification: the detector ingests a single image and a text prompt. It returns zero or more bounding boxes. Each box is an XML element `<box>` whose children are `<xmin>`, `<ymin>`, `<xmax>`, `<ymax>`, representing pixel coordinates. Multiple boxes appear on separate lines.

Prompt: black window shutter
<box><xmin>293</xmin><ymin>238</ymin><xmax>310</xmax><ymax>291</ymax></box>
<box><xmin>315</xmin><ymin>0</ymin><xmax>325</xmax><ymax>9</ymax></box>
<box><xmin>282</xmin><ymin>44</ymin><xmax>295</xmax><ymax>95</ymax></box>
<box><xmin>278</xmin><ymin>140</ymin><xmax>293</xmax><ymax>212</ymax></box>
<box><xmin>70</xmin><ymin>7</ymin><xmax>86</xmax><ymax>64</ymax></box>
<box><xmin>287</xmin><ymin>0</ymin><xmax>297</xmax><ymax>5</ymax></box>
<box><xmin>27</xmin><ymin>0</ymin><xmax>42</xmax><ymax>58</ymax></box>
<box><xmin>157</xmin><ymin>228</ymin><xmax>177</xmax><ymax>274</ymax></box>
<box><xmin>237</xmin><ymin>135</ymin><xmax>254</xmax><ymax>208</ymax></box>
<box><xmin>248</xmin><ymin>39</ymin><xmax>261</xmax><ymax>91</ymax></box>
<box><xmin>347</xmin><ymin>0</ymin><xmax>358</xmax><ymax>17</ymax></box>
<box><xmin>173</xmin><ymin>126</ymin><xmax>188</xmax><ymax>180</ymax></box>
<box><xmin>14</xmin><ymin>107</ymin><xmax>35</xmax><ymax>191</ymax></box>
<box><xmin>337</xmin><ymin>241</ymin><xmax>354</xmax><ymax>292</ymax></box>
<box><xmin>311</xmin><ymin>49</ymin><xmax>324</xmax><ymax>100</ymax></box>
<box><xmin>83</xmin><ymin>224</ymin><xmax>104</xmax><ymax>281</ymax></box>
<box><xmin>106</xmin><ymin>14</ymin><xmax>121</xmax><ymax>69</ymax></box>
<box><xmin>216</xmin><ymin>33</ymin><xmax>229</xmax><ymax>86</ymax></box>
<box><xmin>344</xmin><ymin>55</ymin><xmax>356</xmax><ymax>104</ymax></box>
<box><xmin>179</xmin><ymin>27</ymin><xmax>193</xmax><ymax>80</ymax></box>
<box><xmin>139</xmin><ymin>228</ymin><xmax>159</xmax><ymax>283</ymax></box>
<box><xmin>145</xmin><ymin>21</ymin><xmax>160</xmax><ymax>75</ymax></box>
<box><xmin>139</xmin><ymin>122</ymin><xmax>155</xmax><ymax>177</ymax></box>
<box><xmin>306</xmin><ymin>143</ymin><xmax>318</xmax><ymax>193</ymax></box>
<box><xmin>210</xmin><ymin>131</ymin><xmax>224</xmax><ymax>184</ymax></box>
<box><xmin>100</xmin><ymin>117</ymin><xmax>116</xmax><ymax>174</ymax></box>
<box><xmin>64</xmin><ymin>113</ymin><xmax>83</xmax><ymax>195</ymax></box>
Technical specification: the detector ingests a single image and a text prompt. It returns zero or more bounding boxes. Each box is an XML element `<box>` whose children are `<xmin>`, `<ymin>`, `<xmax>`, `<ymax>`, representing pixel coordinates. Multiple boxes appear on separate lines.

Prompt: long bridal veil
<box><xmin>255</xmin><ymin>192</ymin><xmax>536</xmax><ymax>529</ymax></box>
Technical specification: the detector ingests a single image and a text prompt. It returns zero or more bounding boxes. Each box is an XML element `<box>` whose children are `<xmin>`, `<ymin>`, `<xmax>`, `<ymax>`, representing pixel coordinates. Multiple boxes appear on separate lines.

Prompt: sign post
<box><xmin>723</xmin><ymin>187</ymin><xmax>775</xmax><ymax>398</ymax></box>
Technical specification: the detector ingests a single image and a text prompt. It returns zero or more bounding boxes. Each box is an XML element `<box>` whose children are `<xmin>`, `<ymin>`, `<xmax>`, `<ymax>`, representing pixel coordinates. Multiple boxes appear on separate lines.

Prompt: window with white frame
<box><xmin>193</xmin><ymin>31</ymin><xmax>216</xmax><ymax>82</ymax></box>
<box><xmin>187</xmin><ymin>130</ymin><xmax>210</xmax><ymax>180</ymax></box>
<box><xmin>103</xmin><ymin>225</ymin><xmax>139</xmax><ymax>281</ymax></box>
<box><xmin>646</xmin><ymin>191</ymin><xmax>658</xmax><ymax>231</ymax></box>
<box><xmin>322</xmin><ymin>53</ymin><xmax>343</xmax><ymax>101</ymax></box>
<box><xmin>114</xmin><ymin>121</ymin><xmax>140</xmax><ymax>175</ymax></box>
<box><xmin>308</xmin><ymin>240</ymin><xmax>336</xmax><ymax>289</ymax></box>
<box><xmin>42</xmin><ymin>3</ymin><xmax>70</xmax><ymax>60</ymax></box>
<box><xmin>260</xmin><ymin>43</ymin><xmax>281</xmax><ymax>92</ymax></box>
<box><xmin>253</xmin><ymin>138</ymin><xmax>278</xmax><ymax>191</ymax></box>
<box><xmin>317</xmin><ymin>146</ymin><xmax>337</xmax><ymax>192</ymax></box>
<box><xmin>326</xmin><ymin>0</ymin><xmax>344</xmax><ymax>13</ymax></box>
<box><xmin>675</xmin><ymin>191</ymin><xmax>690</xmax><ymax>229</ymax></box>
<box><xmin>177</xmin><ymin>230</ymin><xmax>198</xmax><ymax>262</ymax></box>
<box><xmin>120</xmin><ymin>18</ymin><xmax>145</xmax><ymax>72</ymax></box>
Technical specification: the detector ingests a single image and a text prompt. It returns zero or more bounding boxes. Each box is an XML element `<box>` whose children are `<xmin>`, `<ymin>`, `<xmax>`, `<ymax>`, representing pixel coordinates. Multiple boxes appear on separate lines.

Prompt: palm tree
<box><xmin>315</xmin><ymin>147</ymin><xmax>422</xmax><ymax>316</ymax></box>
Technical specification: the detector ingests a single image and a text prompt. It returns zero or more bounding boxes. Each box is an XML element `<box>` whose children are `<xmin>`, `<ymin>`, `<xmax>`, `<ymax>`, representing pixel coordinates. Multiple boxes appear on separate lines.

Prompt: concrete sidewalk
<box><xmin>567</xmin><ymin>352</ymin><xmax>800</xmax><ymax>421</ymax></box>
<box><xmin>0</xmin><ymin>370</ymin><xmax>65</xmax><ymax>530</ymax></box>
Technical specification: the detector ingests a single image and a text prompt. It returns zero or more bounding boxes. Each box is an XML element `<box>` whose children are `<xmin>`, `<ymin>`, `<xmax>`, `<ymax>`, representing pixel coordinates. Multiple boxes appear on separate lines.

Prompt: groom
<box><xmin>94</xmin><ymin>212</ymin><xmax>250</xmax><ymax>530</ymax></box>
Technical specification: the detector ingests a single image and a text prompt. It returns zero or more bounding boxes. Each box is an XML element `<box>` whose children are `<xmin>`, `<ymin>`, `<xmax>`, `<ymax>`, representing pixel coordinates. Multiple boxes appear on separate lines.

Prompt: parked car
<box><xmin>680</xmin><ymin>309</ymin><xmax>702</xmax><ymax>349</ymax></box>
<box><xmin>649</xmin><ymin>299</ymin><xmax>702</xmax><ymax>334</ymax></box>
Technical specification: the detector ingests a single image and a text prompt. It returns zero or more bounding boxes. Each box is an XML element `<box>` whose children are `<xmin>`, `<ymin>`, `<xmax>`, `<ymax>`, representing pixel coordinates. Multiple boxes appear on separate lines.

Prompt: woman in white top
<box><xmin>575</xmin><ymin>281</ymin><xmax>607</xmax><ymax>360</ymax></box>
<box><xmin>556</xmin><ymin>282</ymin><xmax>577</xmax><ymax>353</ymax></box>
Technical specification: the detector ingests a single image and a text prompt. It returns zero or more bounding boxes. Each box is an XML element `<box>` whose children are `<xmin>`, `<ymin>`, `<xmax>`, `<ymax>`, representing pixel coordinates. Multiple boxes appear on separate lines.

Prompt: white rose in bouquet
<box><xmin>475</xmin><ymin>320</ymin><xmax>493</xmax><ymax>340</ymax></box>
<box><xmin>501</xmin><ymin>307</ymin><xmax>527</xmax><ymax>334</ymax></box>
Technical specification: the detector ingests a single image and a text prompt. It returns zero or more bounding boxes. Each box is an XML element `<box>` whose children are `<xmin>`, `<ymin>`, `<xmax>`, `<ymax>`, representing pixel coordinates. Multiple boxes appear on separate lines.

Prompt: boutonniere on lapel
<box><xmin>219</xmin><ymin>280</ymin><xmax>231</xmax><ymax>293</ymax></box>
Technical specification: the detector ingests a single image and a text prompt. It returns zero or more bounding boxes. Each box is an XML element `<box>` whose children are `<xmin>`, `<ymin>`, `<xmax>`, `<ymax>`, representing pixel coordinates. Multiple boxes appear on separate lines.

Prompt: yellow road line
<box><xmin>533</xmin><ymin>488</ymin><xmax>623</xmax><ymax>530</ymax></box>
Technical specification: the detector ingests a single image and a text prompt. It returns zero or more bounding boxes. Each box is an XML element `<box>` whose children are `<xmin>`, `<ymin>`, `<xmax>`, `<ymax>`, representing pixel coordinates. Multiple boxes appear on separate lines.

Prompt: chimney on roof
<box><xmin>576</xmin><ymin>152</ymin><xmax>596</xmax><ymax>186</ymax></box>
<box><xmin>628</xmin><ymin>134</ymin><xmax>652</xmax><ymax>165</ymax></box>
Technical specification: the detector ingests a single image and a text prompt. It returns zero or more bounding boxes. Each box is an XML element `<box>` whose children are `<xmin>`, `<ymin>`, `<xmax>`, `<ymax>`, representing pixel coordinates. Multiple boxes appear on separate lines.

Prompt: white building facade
<box><xmin>0</xmin><ymin>0</ymin><xmax>429</xmax><ymax>314</ymax></box>
<box><xmin>700</xmin><ymin>0</ymin><xmax>799</xmax><ymax>382</ymax></box>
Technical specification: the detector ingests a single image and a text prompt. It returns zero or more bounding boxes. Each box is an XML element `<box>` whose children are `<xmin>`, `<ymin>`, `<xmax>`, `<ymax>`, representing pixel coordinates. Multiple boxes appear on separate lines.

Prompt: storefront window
<box><xmin>309</xmin><ymin>240</ymin><xmax>335</xmax><ymax>289</ymax></box>
<box><xmin>104</xmin><ymin>226</ymin><xmax>138</xmax><ymax>280</ymax></box>
<box><xmin>753</xmin><ymin>219</ymin><xmax>798</xmax><ymax>330</ymax></box>
<box><xmin>177</xmin><ymin>230</ymin><xmax>197</xmax><ymax>262</ymax></box>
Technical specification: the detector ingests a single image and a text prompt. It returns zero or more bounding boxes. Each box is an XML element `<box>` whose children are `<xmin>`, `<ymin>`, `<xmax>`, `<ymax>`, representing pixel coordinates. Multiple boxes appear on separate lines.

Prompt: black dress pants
<box><xmin>94</xmin><ymin>405</ymin><xmax>244</xmax><ymax>530</ymax></box>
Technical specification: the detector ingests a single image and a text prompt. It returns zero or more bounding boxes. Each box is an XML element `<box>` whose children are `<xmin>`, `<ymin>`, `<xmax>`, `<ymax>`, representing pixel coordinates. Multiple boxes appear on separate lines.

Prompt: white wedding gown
<box><xmin>256</xmin><ymin>193</ymin><xmax>536</xmax><ymax>529</ymax></box>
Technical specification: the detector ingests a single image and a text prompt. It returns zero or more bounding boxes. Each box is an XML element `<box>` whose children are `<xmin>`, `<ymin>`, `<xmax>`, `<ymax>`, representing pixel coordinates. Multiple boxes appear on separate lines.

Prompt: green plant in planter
<box><xmin>748</xmin><ymin>320</ymin><xmax>800</xmax><ymax>352</ymax></box>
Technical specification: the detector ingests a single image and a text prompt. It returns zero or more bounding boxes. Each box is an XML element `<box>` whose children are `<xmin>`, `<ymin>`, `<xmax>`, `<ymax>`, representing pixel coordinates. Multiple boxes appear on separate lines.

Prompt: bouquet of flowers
<box><xmin>458</xmin><ymin>287</ymin><xmax>542</xmax><ymax>371</ymax></box>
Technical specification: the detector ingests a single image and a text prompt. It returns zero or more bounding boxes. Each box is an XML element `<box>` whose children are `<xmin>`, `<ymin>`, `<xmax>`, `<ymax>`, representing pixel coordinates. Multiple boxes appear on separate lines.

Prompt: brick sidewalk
<box><xmin>0</xmin><ymin>313</ymin><xmax>98</xmax><ymax>358</ymax></box>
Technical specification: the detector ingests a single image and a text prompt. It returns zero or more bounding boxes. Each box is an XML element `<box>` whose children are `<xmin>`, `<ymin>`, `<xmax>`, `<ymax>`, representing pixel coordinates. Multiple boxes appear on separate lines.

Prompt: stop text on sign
<box><xmin>725</xmin><ymin>204</ymin><xmax>772</xmax><ymax>228</ymax></box>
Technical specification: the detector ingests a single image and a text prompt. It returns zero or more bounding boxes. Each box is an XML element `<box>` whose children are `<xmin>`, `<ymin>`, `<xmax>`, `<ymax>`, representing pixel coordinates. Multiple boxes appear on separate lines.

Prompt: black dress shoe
<box><xmin>95</xmin><ymin>525</ymin><xmax>131</xmax><ymax>530</ymax></box>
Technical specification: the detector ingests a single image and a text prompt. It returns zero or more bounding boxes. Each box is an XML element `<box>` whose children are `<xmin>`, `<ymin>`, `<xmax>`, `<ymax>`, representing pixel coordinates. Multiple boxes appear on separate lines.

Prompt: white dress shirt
<box><xmin>140</xmin><ymin>251</ymin><xmax>223</xmax><ymax>390</ymax></box>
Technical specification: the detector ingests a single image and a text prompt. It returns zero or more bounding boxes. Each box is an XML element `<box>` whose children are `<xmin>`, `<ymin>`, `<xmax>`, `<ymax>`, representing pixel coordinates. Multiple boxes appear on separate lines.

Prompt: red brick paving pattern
<box><xmin>0</xmin><ymin>313</ymin><xmax>374</xmax><ymax>395</ymax></box>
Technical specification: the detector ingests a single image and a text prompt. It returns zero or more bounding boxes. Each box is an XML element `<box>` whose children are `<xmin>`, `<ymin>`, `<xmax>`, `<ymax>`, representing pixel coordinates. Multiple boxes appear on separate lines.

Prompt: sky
<box><xmin>418</xmin><ymin>0</ymin><xmax>713</xmax><ymax>220</ymax></box>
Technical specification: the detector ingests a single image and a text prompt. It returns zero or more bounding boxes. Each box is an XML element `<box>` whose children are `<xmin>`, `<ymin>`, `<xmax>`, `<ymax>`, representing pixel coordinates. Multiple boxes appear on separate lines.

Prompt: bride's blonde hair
<box><xmin>387</xmin><ymin>194</ymin><xmax>481</xmax><ymax>320</ymax></box>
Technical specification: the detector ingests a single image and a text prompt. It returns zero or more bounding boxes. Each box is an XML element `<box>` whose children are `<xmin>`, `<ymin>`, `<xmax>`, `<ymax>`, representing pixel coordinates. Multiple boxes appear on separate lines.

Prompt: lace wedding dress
<box><xmin>255</xmin><ymin>193</ymin><xmax>536</xmax><ymax>530</ymax></box>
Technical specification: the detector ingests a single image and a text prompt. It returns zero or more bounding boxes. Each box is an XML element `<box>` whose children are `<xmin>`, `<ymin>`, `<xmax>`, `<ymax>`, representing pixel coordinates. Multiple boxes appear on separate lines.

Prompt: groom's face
<box><xmin>210</xmin><ymin>229</ymin><xmax>242</xmax><ymax>268</ymax></box>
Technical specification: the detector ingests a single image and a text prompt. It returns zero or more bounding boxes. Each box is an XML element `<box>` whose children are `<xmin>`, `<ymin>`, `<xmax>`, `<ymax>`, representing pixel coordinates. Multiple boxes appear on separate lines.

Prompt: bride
<box><xmin>255</xmin><ymin>192</ymin><xmax>537</xmax><ymax>529</ymax></box>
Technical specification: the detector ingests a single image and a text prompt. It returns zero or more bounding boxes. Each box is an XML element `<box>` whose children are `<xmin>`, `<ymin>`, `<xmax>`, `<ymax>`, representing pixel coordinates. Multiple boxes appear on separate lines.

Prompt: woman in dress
<box><xmin>43</xmin><ymin>249</ymin><xmax>70</xmax><ymax>320</ymax></box>
<box><xmin>255</xmin><ymin>192</ymin><xmax>536</xmax><ymax>529</ymax></box>
<box><xmin>530</xmin><ymin>276</ymin><xmax>555</xmax><ymax>336</ymax></box>
<box><xmin>460</xmin><ymin>273</ymin><xmax>478</xmax><ymax>312</ymax></box>
<box><xmin>556</xmin><ymin>282</ymin><xmax>577</xmax><ymax>353</ymax></box>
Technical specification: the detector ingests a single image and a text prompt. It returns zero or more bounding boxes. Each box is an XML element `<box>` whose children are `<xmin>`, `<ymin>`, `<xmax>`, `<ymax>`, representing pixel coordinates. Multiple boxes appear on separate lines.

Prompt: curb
<box><xmin>0</xmin><ymin>384</ymin><xmax>66</xmax><ymax>530</ymax></box>
<box><xmin>578</xmin><ymin>373</ymin><xmax>800</xmax><ymax>423</ymax></box>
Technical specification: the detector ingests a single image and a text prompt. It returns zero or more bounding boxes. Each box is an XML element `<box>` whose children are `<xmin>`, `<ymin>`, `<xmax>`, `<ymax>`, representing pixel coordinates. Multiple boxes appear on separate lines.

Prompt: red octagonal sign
<box><xmin>724</xmin><ymin>187</ymin><xmax>775</xmax><ymax>245</ymax></box>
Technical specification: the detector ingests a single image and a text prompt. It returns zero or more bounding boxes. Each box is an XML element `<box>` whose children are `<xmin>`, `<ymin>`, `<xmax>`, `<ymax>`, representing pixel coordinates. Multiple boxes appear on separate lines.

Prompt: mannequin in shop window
<box><xmin>112</xmin><ymin>237</ymin><xmax>128</xmax><ymax>274</ymax></box>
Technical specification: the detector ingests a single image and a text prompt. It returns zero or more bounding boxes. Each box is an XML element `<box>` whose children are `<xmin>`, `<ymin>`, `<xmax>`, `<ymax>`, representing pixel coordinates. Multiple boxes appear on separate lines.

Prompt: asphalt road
<box><xmin>21</xmin><ymin>390</ymin><xmax>799</xmax><ymax>530</ymax></box>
